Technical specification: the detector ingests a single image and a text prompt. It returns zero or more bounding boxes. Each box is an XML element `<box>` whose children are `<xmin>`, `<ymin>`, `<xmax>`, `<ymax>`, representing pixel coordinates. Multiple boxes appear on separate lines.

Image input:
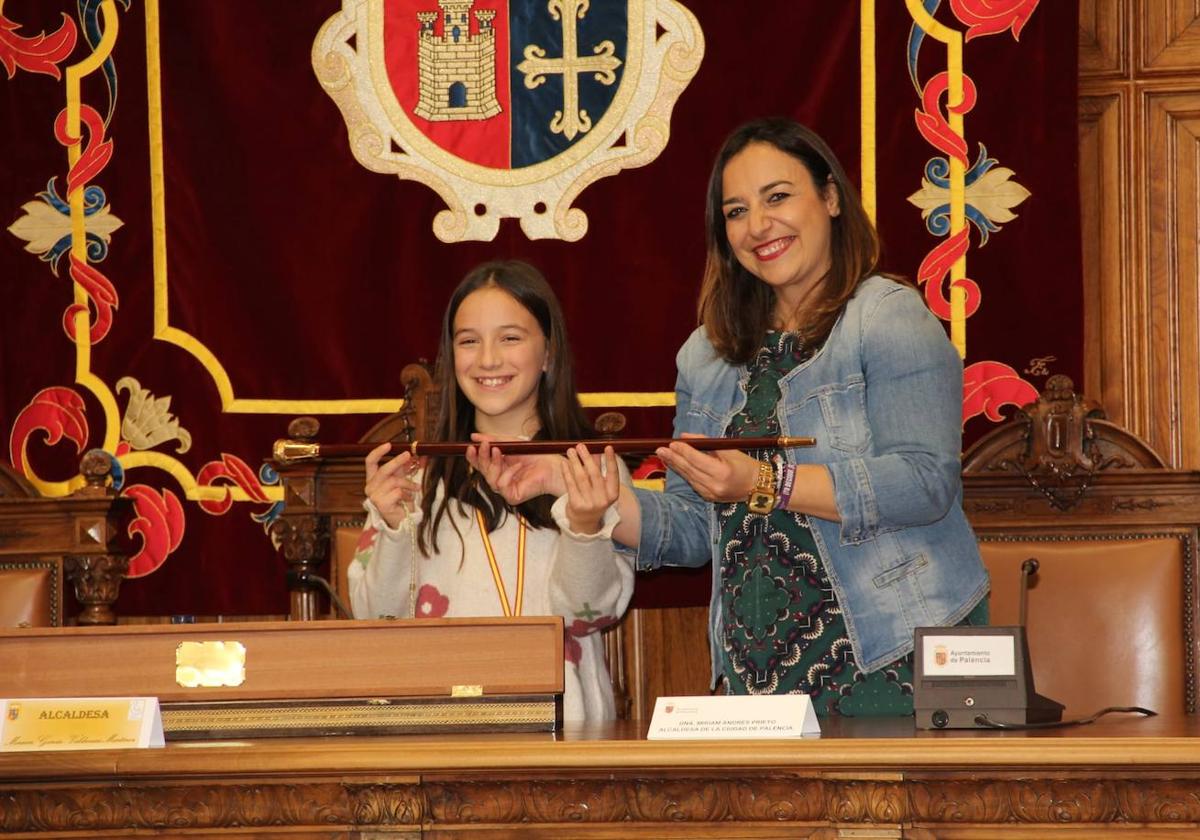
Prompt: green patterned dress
<box><xmin>718</xmin><ymin>331</ymin><xmax>986</xmax><ymax>716</ymax></box>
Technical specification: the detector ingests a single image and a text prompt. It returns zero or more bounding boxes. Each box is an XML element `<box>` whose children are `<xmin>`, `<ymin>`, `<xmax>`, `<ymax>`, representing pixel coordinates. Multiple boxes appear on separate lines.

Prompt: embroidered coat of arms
<box><xmin>314</xmin><ymin>0</ymin><xmax>703</xmax><ymax>241</ymax></box>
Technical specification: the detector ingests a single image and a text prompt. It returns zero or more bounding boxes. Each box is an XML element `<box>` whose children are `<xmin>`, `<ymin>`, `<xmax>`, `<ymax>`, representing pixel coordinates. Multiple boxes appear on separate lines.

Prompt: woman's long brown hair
<box><xmin>698</xmin><ymin>118</ymin><xmax>887</xmax><ymax>364</ymax></box>
<box><xmin>418</xmin><ymin>260</ymin><xmax>591</xmax><ymax>556</ymax></box>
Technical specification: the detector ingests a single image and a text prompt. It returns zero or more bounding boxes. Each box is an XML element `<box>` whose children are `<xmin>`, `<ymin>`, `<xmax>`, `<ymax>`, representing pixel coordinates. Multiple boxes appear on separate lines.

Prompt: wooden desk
<box><xmin>2</xmin><ymin>716</ymin><xmax>1199</xmax><ymax>838</ymax></box>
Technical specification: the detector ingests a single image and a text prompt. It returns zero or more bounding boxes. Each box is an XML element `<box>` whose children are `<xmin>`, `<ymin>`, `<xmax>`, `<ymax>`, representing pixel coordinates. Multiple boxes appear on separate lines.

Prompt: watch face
<box><xmin>749</xmin><ymin>491</ymin><xmax>775</xmax><ymax>513</ymax></box>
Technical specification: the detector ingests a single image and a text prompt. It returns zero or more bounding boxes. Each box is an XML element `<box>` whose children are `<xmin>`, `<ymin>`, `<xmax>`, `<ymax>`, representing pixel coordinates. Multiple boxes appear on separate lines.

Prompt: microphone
<box><xmin>286</xmin><ymin>569</ymin><xmax>354</xmax><ymax>620</ymax></box>
<box><xmin>1018</xmin><ymin>557</ymin><xmax>1039</xmax><ymax>628</ymax></box>
<box><xmin>914</xmin><ymin>554</ymin><xmax>1064</xmax><ymax>728</ymax></box>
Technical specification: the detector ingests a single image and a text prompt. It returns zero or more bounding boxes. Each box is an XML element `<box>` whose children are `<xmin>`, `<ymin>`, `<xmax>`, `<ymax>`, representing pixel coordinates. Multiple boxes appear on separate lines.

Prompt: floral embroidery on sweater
<box><xmin>415</xmin><ymin>583</ymin><xmax>449</xmax><ymax>618</ymax></box>
<box><xmin>564</xmin><ymin>615</ymin><xmax>616</xmax><ymax>665</ymax></box>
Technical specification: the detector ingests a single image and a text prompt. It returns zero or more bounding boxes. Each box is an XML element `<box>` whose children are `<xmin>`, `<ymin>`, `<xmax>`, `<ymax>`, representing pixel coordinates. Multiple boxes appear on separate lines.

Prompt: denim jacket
<box><xmin>630</xmin><ymin>276</ymin><xmax>989</xmax><ymax>678</ymax></box>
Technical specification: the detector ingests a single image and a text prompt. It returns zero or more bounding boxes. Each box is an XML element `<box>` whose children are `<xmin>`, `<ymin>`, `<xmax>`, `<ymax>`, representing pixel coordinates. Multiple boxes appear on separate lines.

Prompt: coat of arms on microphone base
<box><xmin>314</xmin><ymin>0</ymin><xmax>703</xmax><ymax>242</ymax></box>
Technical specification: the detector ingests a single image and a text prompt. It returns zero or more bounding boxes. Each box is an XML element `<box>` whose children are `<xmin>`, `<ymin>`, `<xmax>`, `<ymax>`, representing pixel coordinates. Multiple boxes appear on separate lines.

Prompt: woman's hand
<box><xmin>364</xmin><ymin>442</ymin><xmax>422</xmax><ymax>529</ymax></box>
<box><xmin>561</xmin><ymin>444</ymin><xmax>619</xmax><ymax>534</ymax></box>
<box><xmin>655</xmin><ymin>434</ymin><xmax>760</xmax><ymax>503</ymax></box>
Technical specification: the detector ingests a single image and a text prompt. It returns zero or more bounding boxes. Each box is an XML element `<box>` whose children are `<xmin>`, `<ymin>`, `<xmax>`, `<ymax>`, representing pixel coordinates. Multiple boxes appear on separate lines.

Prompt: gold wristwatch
<box><xmin>746</xmin><ymin>460</ymin><xmax>777</xmax><ymax>514</ymax></box>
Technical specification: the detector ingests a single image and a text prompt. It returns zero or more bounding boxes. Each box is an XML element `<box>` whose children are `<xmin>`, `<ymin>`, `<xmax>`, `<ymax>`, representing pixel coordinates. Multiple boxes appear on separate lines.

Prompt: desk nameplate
<box><xmin>1</xmin><ymin>697</ymin><xmax>164</xmax><ymax>751</ymax></box>
<box><xmin>648</xmin><ymin>694</ymin><xmax>821</xmax><ymax>739</ymax></box>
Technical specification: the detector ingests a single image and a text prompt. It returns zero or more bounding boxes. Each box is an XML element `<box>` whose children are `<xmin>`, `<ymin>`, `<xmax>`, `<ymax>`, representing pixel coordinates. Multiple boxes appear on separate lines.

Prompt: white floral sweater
<box><xmin>349</xmin><ymin>483</ymin><xmax>635</xmax><ymax>721</ymax></box>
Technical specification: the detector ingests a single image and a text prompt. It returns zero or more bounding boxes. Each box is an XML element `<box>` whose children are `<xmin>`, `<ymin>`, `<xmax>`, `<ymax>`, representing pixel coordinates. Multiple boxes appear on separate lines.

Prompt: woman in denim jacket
<box><xmin>612</xmin><ymin>119</ymin><xmax>989</xmax><ymax>715</ymax></box>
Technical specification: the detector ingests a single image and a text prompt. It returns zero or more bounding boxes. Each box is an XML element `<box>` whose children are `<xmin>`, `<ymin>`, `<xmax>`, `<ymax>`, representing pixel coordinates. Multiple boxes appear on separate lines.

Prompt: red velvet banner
<box><xmin>1</xmin><ymin>0</ymin><xmax>1078</xmax><ymax>616</ymax></box>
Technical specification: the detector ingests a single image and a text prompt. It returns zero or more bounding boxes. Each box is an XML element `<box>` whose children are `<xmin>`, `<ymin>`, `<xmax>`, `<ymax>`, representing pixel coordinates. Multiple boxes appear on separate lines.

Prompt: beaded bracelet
<box><xmin>775</xmin><ymin>464</ymin><xmax>797</xmax><ymax>511</ymax></box>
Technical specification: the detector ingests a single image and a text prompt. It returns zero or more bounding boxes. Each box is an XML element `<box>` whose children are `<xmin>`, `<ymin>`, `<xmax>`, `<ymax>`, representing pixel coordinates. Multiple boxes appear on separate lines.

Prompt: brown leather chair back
<box><xmin>965</xmin><ymin>376</ymin><xmax>1199</xmax><ymax>718</ymax></box>
<box><xmin>333</xmin><ymin>521</ymin><xmax>366</xmax><ymax>614</ymax></box>
<box><xmin>0</xmin><ymin>559</ymin><xmax>63</xmax><ymax>627</ymax></box>
<box><xmin>979</xmin><ymin>532</ymin><xmax>1191</xmax><ymax>717</ymax></box>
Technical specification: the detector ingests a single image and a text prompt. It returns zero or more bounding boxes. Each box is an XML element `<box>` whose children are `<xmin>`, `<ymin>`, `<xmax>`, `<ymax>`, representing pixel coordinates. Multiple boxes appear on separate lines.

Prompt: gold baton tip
<box><xmin>273</xmin><ymin>439</ymin><xmax>320</xmax><ymax>463</ymax></box>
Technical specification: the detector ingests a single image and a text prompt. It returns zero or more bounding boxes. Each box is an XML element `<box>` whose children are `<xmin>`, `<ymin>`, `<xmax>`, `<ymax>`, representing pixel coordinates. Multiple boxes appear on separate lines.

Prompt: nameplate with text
<box><xmin>920</xmin><ymin>633</ymin><xmax>1016</xmax><ymax>677</ymax></box>
<box><xmin>0</xmin><ymin>697</ymin><xmax>165</xmax><ymax>752</ymax></box>
<box><xmin>647</xmin><ymin>694</ymin><xmax>820</xmax><ymax>739</ymax></box>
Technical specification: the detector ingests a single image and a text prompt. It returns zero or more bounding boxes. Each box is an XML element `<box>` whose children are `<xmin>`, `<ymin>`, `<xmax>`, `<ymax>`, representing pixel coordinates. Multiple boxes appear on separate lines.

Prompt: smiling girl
<box><xmin>348</xmin><ymin>260</ymin><xmax>634</xmax><ymax>722</ymax></box>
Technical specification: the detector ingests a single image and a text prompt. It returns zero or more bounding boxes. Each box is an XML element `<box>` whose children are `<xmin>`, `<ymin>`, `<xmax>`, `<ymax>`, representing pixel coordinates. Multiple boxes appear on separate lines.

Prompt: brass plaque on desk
<box><xmin>175</xmin><ymin>641</ymin><xmax>246</xmax><ymax>688</ymax></box>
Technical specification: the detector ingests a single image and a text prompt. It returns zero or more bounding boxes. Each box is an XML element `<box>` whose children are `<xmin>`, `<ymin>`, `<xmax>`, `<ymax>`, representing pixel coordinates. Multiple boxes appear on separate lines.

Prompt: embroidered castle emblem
<box><xmin>414</xmin><ymin>1</ymin><xmax>502</xmax><ymax>122</ymax></box>
<box><xmin>313</xmin><ymin>0</ymin><xmax>703</xmax><ymax>242</ymax></box>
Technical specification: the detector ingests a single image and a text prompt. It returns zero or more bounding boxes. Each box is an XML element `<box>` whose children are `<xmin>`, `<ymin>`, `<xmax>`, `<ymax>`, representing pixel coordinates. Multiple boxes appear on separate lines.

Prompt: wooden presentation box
<box><xmin>0</xmin><ymin>617</ymin><xmax>564</xmax><ymax>739</ymax></box>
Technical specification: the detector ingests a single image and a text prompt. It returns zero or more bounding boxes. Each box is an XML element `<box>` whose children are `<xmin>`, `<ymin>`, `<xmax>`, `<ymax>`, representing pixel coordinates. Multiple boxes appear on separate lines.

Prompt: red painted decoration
<box><xmin>949</xmin><ymin>0</ymin><xmax>1040</xmax><ymax>42</ymax></box>
<box><xmin>124</xmin><ymin>484</ymin><xmax>186</xmax><ymax>577</ymax></box>
<box><xmin>0</xmin><ymin>13</ymin><xmax>76</xmax><ymax>80</ymax></box>
<box><xmin>963</xmin><ymin>361</ymin><xmax>1038</xmax><ymax>424</ymax></box>
<box><xmin>7</xmin><ymin>387</ymin><xmax>88</xmax><ymax>475</ymax></box>
<box><xmin>916</xmin><ymin>229</ymin><xmax>981</xmax><ymax>321</ymax></box>
<box><xmin>914</xmin><ymin>71</ymin><xmax>977</xmax><ymax>165</ymax></box>
<box><xmin>197</xmin><ymin>453</ymin><xmax>271</xmax><ymax>515</ymax></box>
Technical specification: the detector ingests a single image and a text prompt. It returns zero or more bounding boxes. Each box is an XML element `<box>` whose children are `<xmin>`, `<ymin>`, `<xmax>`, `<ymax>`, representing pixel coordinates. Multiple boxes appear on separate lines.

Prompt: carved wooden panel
<box><xmin>1079</xmin><ymin>0</ymin><xmax>1128</xmax><ymax>78</ymax></box>
<box><xmin>1081</xmin><ymin>0</ymin><xmax>1200</xmax><ymax>469</ymax></box>
<box><xmin>1137</xmin><ymin>0</ymin><xmax>1200</xmax><ymax>73</ymax></box>
<box><xmin>420</xmin><ymin>776</ymin><xmax>909</xmax><ymax>825</ymax></box>
<box><xmin>619</xmin><ymin>605</ymin><xmax>711</xmax><ymax>721</ymax></box>
<box><xmin>908</xmin><ymin>775</ymin><xmax>1200</xmax><ymax>824</ymax></box>
<box><xmin>1144</xmin><ymin>89</ymin><xmax>1200</xmax><ymax>466</ymax></box>
<box><xmin>6</xmin><ymin>773</ymin><xmax>1200</xmax><ymax>837</ymax></box>
<box><xmin>1079</xmin><ymin>91</ymin><xmax>1140</xmax><ymax>435</ymax></box>
<box><xmin>0</xmin><ymin>781</ymin><xmax>374</xmax><ymax>834</ymax></box>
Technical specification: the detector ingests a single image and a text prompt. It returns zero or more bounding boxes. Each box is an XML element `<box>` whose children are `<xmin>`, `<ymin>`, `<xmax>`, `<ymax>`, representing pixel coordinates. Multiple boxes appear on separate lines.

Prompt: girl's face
<box><xmin>720</xmin><ymin>141</ymin><xmax>839</xmax><ymax>316</ymax></box>
<box><xmin>452</xmin><ymin>285</ymin><xmax>549</xmax><ymax>438</ymax></box>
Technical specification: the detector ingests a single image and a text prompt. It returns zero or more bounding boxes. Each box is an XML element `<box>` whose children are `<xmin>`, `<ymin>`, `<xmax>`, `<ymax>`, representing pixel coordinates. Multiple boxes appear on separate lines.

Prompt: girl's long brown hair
<box><xmin>418</xmin><ymin>260</ymin><xmax>591</xmax><ymax>556</ymax></box>
<box><xmin>698</xmin><ymin>118</ymin><xmax>887</xmax><ymax>364</ymax></box>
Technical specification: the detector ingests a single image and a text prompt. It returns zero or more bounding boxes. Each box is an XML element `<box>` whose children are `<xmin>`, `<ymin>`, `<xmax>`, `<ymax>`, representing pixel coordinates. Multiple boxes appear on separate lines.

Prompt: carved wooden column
<box><xmin>0</xmin><ymin>451</ymin><xmax>132</xmax><ymax>626</ymax></box>
<box><xmin>65</xmin><ymin>556</ymin><xmax>129</xmax><ymax>625</ymax></box>
<box><xmin>270</xmin><ymin>417</ymin><xmax>327</xmax><ymax>621</ymax></box>
<box><xmin>63</xmin><ymin>452</ymin><xmax>130</xmax><ymax>625</ymax></box>
<box><xmin>269</xmin><ymin>363</ymin><xmax>440</xmax><ymax>622</ymax></box>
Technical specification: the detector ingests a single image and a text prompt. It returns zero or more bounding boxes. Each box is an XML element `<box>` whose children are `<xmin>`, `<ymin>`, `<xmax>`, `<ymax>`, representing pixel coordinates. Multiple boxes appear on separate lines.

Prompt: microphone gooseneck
<box><xmin>1018</xmin><ymin>557</ymin><xmax>1039</xmax><ymax>628</ymax></box>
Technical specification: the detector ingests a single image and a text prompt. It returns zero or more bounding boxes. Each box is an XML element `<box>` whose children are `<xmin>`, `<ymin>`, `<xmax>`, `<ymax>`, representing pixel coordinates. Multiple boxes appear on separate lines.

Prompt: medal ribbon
<box><xmin>475</xmin><ymin>509</ymin><xmax>526</xmax><ymax>617</ymax></box>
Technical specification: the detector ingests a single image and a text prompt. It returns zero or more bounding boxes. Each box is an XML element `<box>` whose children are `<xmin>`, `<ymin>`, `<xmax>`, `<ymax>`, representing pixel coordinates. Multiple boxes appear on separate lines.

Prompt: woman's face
<box><xmin>720</xmin><ymin>141</ymin><xmax>839</xmax><ymax>311</ymax></box>
<box><xmin>452</xmin><ymin>285</ymin><xmax>548</xmax><ymax>438</ymax></box>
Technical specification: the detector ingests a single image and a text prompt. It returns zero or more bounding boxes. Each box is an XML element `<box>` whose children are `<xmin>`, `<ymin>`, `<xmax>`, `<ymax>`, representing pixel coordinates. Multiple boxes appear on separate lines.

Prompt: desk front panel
<box><xmin>1</xmin><ymin>718</ymin><xmax>1199</xmax><ymax>838</ymax></box>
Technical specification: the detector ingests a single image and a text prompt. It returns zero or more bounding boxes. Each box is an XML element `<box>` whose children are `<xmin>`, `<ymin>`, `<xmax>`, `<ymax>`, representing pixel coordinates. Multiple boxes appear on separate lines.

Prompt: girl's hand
<box><xmin>364</xmin><ymin>442</ymin><xmax>422</xmax><ymax>529</ymax></box>
<box><xmin>655</xmin><ymin>434</ymin><xmax>760</xmax><ymax>503</ymax></box>
<box><xmin>464</xmin><ymin>436</ymin><xmax>508</xmax><ymax>494</ymax></box>
<box><xmin>466</xmin><ymin>434</ymin><xmax>567</xmax><ymax>504</ymax></box>
<box><xmin>561</xmin><ymin>444</ymin><xmax>619</xmax><ymax>534</ymax></box>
